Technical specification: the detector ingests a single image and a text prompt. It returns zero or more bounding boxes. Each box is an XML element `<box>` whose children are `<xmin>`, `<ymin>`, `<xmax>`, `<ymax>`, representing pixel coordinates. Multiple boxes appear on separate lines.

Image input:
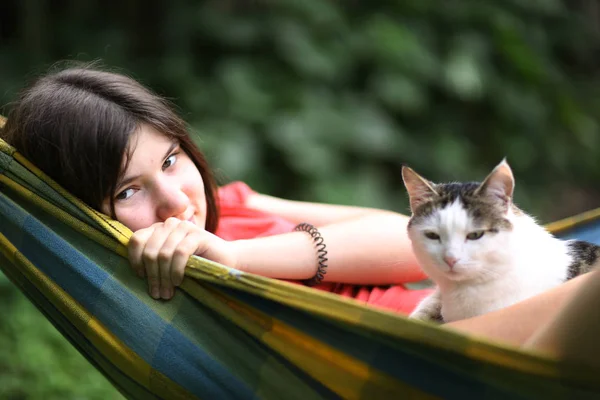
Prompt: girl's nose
<box><xmin>155</xmin><ymin>181</ymin><xmax>189</xmax><ymax>222</ymax></box>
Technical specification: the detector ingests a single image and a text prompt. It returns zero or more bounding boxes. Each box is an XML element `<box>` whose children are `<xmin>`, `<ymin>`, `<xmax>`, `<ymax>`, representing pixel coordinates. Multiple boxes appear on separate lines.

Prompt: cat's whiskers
<box><xmin>476</xmin><ymin>265</ymin><xmax>504</xmax><ymax>281</ymax></box>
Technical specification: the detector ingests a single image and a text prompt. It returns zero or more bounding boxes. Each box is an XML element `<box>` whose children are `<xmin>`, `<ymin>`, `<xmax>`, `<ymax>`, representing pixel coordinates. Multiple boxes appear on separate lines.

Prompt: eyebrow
<box><xmin>116</xmin><ymin>141</ymin><xmax>179</xmax><ymax>191</ymax></box>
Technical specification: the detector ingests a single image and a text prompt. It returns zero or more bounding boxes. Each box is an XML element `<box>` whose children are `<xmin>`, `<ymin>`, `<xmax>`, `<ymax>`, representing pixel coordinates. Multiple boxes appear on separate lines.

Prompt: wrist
<box><xmin>225</xmin><ymin>235</ymin><xmax>316</xmax><ymax>280</ymax></box>
<box><xmin>192</xmin><ymin>230</ymin><xmax>241</xmax><ymax>270</ymax></box>
<box><xmin>226</xmin><ymin>239</ymin><xmax>246</xmax><ymax>272</ymax></box>
<box><xmin>293</xmin><ymin>223</ymin><xmax>328</xmax><ymax>286</ymax></box>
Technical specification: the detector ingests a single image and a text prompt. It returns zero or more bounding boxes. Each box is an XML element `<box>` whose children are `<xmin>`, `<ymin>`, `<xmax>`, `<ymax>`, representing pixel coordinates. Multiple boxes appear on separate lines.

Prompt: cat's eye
<box><xmin>424</xmin><ymin>232</ymin><xmax>440</xmax><ymax>240</ymax></box>
<box><xmin>466</xmin><ymin>231</ymin><xmax>485</xmax><ymax>240</ymax></box>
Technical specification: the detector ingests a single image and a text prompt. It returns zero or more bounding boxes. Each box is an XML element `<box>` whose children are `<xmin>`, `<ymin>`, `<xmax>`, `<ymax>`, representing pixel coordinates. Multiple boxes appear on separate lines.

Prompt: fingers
<box><xmin>169</xmin><ymin>231</ymin><xmax>203</xmax><ymax>286</ymax></box>
<box><xmin>128</xmin><ymin>218</ymin><xmax>201</xmax><ymax>300</ymax></box>
<box><xmin>143</xmin><ymin>218</ymin><xmax>186</xmax><ymax>300</ymax></box>
<box><xmin>133</xmin><ymin>224</ymin><xmax>164</xmax><ymax>299</ymax></box>
<box><xmin>129</xmin><ymin>227</ymin><xmax>155</xmax><ymax>279</ymax></box>
<box><xmin>157</xmin><ymin>226</ymin><xmax>195</xmax><ymax>296</ymax></box>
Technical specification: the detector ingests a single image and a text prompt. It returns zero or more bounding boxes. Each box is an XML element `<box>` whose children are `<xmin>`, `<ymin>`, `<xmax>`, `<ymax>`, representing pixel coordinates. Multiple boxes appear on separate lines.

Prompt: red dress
<box><xmin>215</xmin><ymin>182</ymin><xmax>432</xmax><ymax>315</ymax></box>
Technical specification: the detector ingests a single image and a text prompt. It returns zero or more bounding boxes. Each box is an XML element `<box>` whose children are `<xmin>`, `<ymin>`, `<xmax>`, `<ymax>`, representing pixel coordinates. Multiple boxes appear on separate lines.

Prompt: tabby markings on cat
<box><xmin>402</xmin><ymin>159</ymin><xmax>600</xmax><ymax>323</ymax></box>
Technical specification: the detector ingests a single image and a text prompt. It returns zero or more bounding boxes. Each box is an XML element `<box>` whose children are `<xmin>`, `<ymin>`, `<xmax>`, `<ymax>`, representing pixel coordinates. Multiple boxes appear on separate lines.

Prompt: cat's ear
<box><xmin>475</xmin><ymin>159</ymin><xmax>514</xmax><ymax>205</ymax></box>
<box><xmin>402</xmin><ymin>166</ymin><xmax>439</xmax><ymax>213</ymax></box>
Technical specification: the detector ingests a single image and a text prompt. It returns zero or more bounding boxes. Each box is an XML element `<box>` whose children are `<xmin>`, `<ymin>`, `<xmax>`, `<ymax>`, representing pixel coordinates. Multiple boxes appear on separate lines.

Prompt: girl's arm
<box><xmin>129</xmin><ymin>194</ymin><xmax>426</xmax><ymax>300</ymax></box>
<box><xmin>524</xmin><ymin>268</ymin><xmax>600</xmax><ymax>369</ymax></box>
<box><xmin>444</xmin><ymin>272</ymin><xmax>591</xmax><ymax>346</ymax></box>
<box><xmin>245</xmin><ymin>192</ymin><xmax>395</xmax><ymax>226</ymax></box>
<box><xmin>232</xmin><ymin>193</ymin><xmax>425</xmax><ymax>285</ymax></box>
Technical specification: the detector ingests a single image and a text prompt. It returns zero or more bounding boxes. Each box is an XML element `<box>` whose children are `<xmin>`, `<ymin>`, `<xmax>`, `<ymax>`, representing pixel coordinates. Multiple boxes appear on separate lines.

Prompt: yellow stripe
<box><xmin>545</xmin><ymin>207</ymin><xmax>600</xmax><ymax>234</ymax></box>
<box><xmin>0</xmin><ymin>232</ymin><xmax>198</xmax><ymax>400</ymax></box>
<box><xmin>267</xmin><ymin>320</ymin><xmax>438</xmax><ymax>399</ymax></box>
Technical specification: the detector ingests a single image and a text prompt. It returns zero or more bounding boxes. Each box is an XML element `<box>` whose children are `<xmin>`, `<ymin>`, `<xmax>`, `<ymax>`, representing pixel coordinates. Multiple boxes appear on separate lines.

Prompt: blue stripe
<box><xmin>556</xmin><ymin>220</ymin><xmax>600</xmax><ymax>244</ymax></box>
<box><xmin>23</xmin><ymin>217</ymin><xmax>108</xmax><ymax>306</ymax></box>
<box><xmin>154</xmin><ymin>325</ymin><xmax>259</xmax><ymax>399</ymax></box>
<box><xmin>0</xmin><ymin>192</ymin><xmax>28</xmax><ymax>250</ymax></box>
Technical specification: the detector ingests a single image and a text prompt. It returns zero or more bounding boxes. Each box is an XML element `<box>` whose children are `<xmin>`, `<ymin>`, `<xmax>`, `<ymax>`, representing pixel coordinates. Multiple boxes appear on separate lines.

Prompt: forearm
<box><xmin>232</xmin><ymin>213</ymin><xmax>426</xmax><ymax>284</ymax></box>
<box><xmin>524</xmin><ymin>269</ymin><xmax>600</xmax><ymax>368</ymax></box>
<box><xmin>445</xmin><ymin>273</ymin><xmax>591</xmax><ymax>346</ymax></box>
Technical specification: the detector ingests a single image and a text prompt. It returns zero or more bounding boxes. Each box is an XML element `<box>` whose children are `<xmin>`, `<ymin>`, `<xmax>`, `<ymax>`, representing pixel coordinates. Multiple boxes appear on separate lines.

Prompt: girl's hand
<box><xmin>128</xmin><ymin>217</ymin><xmax>237</xmax><ymax>300</ymax></box>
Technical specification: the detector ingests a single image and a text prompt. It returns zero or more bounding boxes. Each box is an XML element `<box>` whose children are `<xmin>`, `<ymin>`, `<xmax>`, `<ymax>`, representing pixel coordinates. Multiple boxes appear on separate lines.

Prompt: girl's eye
<box><xmin>424</xmin><ymin>231</ymin><xmax>440</xmax><ymax>240</ymax></box>
<box><xmin>162</xmin><ymin>153</ymin><xmax>177</xmax><ymax>170</ymax></box>
<box><xmin>466</xmin><ymin>231</ymin><xmax>485</xmax><ymax>240</ymax></box>
<box><xmin>115</xmin><ymin>188</ymin><xmax>135</xmax><ymax>201</ymax></box>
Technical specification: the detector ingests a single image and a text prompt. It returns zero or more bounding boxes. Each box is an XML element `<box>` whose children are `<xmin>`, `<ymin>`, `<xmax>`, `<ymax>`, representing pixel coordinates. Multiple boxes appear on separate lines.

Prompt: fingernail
<box><xmin>161</xmin><ymin>287</ymin><xmax>170</xmax><ymax>299</ymax></box>
<box><xmin>151</xmin><ymin>287</ymin><xmax>160</xmax><ymax>299</ymax></box>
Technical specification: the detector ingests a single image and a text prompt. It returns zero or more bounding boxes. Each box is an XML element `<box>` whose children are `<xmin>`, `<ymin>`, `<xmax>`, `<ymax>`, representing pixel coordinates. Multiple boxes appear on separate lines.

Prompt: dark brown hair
<box><xmin>1</xmin><ymin>63</ymin><xmax>220</xmax><ymax>233</ymax></box>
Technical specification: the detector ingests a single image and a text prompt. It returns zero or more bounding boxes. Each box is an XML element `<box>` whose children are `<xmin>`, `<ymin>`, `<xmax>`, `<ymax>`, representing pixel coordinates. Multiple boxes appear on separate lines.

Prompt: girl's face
<box><xmin>101</xmin><ymin>124</ymin><xmax>207</xmax><ymax>232</ymax></box>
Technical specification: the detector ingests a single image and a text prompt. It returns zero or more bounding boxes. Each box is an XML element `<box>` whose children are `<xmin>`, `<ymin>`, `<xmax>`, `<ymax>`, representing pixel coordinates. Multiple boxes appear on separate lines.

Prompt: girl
<box><xmin>1</xmin><ymin>64</ymin><xmax>428</xmax><ymax>310</ymax></box>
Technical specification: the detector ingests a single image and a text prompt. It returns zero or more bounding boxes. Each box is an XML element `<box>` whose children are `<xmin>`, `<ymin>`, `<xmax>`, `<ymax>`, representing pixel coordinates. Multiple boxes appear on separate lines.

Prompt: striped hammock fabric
<box><xmin>1</xmin><ymin>124</ymin><xmax>600</xmax><ymax>399</ymax></box>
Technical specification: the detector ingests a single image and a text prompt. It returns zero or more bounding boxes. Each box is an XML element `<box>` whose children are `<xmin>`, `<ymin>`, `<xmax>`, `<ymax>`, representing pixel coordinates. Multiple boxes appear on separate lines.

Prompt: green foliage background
<box><xmin>1</xmin><ymin>0</ymin><xmax>600</xmax><ymax>398</ymax></box>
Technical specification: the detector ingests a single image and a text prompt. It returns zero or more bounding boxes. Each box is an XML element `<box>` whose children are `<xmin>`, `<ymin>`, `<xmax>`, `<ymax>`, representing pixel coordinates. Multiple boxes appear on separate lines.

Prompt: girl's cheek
<box><xmin>114</xmin><ymin>205</ymin><xmax>146</xmax><ymax>231</ymax></box>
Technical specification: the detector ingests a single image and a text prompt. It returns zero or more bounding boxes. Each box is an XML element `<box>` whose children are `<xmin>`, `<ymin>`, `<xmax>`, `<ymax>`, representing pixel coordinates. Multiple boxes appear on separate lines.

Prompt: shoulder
<box><xmin>218</xmin><ymin>181</ymin><xmax>257</xmax><ymax>207</ymax></box>
<box><xmin>215</xmin><ymin>181</ymin><xmax>296</xmax><ymax>240</ymax></box>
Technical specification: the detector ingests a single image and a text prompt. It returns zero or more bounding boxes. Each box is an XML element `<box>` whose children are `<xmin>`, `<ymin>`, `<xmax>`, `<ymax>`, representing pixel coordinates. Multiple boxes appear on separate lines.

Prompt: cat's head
<box><xmin>402</xmin><ymin>159</ymin><xmax>517</xmax><ymax>283</ymax></box>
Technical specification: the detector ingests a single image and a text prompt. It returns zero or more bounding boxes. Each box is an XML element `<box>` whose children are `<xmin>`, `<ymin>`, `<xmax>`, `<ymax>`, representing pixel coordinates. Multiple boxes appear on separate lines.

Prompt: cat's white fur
<box><xmin>405</xmin><ymin>160</ymin><xmax>572</xmax><ymax>322</ymax></box>
<box><xmin>408</xmin><ymin>199</ymin><xmax>570</xmax><ymax>322</ymax></box>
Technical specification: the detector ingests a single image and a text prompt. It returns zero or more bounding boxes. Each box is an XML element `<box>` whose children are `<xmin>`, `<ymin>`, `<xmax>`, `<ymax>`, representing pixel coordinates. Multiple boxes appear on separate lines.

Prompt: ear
<box><xmin>401</xmin><ymin>165</ymin><xmax>439</xmax><ymax>213</ymax></box>
<box><xmin>475</xmin><ymin>158</ymin><xmax>514</xmax><ymax>205</ymax></box>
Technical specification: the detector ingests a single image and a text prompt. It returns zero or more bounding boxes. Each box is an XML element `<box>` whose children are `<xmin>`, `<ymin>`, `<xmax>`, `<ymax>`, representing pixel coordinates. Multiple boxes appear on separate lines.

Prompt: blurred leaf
<box><xmin>274</xmin><ymin>19</ymin><xmax>342</xmax><ymax>81</ymax></box>
<box><xmin>369</xmin><ymin>71</ymin><xmax>429</xmax><ymax>114</ymax></box>
<box><xmin>444</xmin><ymin>50</ymin><xmax>485</xmax><ymax>100</ymax></box>
<box><xmin>364</xmin><ymin>15</ymin><xmax>438</xmax><ymax>81</ymax></box>
<box><xmin>218</xmin><ymin>59</ymin><xmax>274</xmax><ymax>122</ymax></box>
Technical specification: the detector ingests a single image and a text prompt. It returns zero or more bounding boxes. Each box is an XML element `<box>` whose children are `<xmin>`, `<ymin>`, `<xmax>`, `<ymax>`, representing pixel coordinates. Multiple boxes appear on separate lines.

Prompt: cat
<box><xmin>402</xmin><ymin>159</ymin><xmax>600</xmax><ymax>323</ymax></box>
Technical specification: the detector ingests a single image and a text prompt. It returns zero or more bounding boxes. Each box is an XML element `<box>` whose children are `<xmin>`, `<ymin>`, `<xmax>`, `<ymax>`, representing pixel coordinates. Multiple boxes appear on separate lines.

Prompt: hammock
<box><xmin>1</xmin><ymin>124</ymin><xmax>600</xmax><ymax>399</ymax></box>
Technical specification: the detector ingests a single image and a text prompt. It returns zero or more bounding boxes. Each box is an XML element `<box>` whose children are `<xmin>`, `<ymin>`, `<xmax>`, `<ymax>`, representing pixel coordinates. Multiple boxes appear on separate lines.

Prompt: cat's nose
<box><xmin>443</xmin><ymin>256</ymin><xmax>458</xmax><ymax>268</ymax></box>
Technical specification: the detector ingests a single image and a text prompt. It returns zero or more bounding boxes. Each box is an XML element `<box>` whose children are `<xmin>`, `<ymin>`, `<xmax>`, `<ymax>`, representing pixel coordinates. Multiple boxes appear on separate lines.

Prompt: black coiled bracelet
<box><xmin>294</xmin><ymin>222</ymin><xmax>328</xmax><ymax>286</ymax></box>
